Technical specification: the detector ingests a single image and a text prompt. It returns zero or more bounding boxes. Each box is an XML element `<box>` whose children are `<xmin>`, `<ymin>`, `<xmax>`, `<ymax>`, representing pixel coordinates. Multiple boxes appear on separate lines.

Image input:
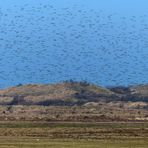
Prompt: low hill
<box><xmin>0</xmin><ymin>82</ymin><xmax>147</xmax><ymax>106</ymax></box>
<box><xmin>0</xmin><ymin>81</ymin><xmax>147</xmax><ymax>122</ymax></box>
<box><xmin>0</xmin><ymin>81</ymin><xmax>148</xmax><ymax>106</ymax></box>
<box><xmin>0</xmin><ymin>81</ymin><xmax>114</xmax><ymax>106</ymax></box>
<box><xmin>109</xmin><ymin>84</ymin><xmax>148</xmax><ymax>102</ymax></box>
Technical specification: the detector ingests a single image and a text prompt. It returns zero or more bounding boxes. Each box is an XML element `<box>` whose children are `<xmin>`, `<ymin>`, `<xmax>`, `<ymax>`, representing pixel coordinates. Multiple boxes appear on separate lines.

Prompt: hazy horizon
<box><xmin>0</xmin><ymin>0</ymin><xmax>148</xmax><ymax>88</ymax></box>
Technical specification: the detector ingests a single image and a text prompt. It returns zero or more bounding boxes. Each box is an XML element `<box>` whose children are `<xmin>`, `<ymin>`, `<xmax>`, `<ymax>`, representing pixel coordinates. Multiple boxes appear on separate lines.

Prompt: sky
<box><xmin>0</xmin><ymin>0</ymin><xmax>148</xmax><ymax>88</ymax></box>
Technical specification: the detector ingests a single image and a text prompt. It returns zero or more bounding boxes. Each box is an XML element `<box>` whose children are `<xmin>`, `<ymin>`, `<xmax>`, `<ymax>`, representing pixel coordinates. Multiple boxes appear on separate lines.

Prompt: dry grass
<box><xmin>0</xmin><ymin>121</ymin><xmax>147</xmax><ymax>147</ymax></box>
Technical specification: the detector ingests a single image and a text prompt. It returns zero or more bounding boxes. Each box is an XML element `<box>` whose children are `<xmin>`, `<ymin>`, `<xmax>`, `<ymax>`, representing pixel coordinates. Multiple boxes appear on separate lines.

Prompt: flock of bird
<box><xmin>0</xmin><ymin>3</ymin><xmax>148</xmax><ymax>88</ymax></box>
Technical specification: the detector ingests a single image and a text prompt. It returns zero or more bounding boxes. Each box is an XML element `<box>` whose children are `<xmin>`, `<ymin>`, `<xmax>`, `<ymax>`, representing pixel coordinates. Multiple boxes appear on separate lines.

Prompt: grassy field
<box><xmin>0</xmin><ymin>138</ymin><xmax>147</xmax><ymax>148</ymax></box>
<box><xmin>0</xmin><ymin>122</ymin><xmax>147</xmax><ymax>148</ymax></box>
